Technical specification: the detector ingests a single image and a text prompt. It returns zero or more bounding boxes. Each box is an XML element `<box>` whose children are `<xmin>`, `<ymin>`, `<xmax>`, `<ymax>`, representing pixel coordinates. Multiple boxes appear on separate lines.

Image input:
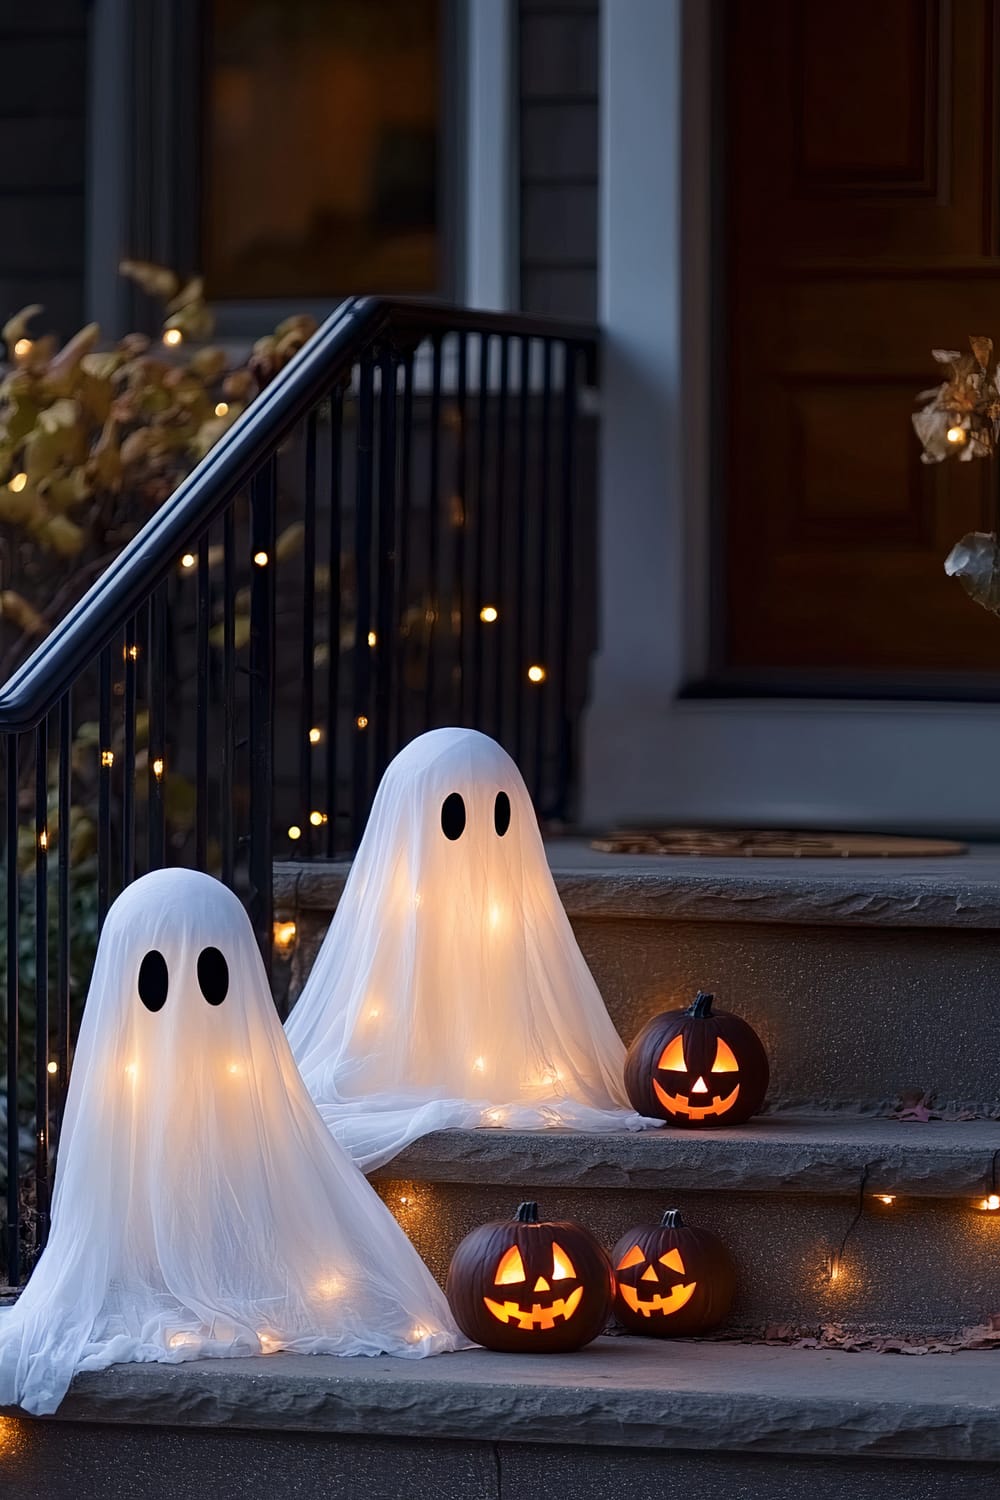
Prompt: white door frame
<box><xmin>583</xmin><ymin>0</ymin><xmax>1000</xmax><ymax>835</ymax></box>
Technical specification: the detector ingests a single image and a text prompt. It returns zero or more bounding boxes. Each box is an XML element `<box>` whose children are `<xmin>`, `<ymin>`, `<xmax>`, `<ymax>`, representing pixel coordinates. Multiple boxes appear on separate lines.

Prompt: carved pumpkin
<box><xmin>624</xmin><ymin>991</ymin><xmax>768</xmax><ymax>1127</ymax></box>
<box><xmin>445</xmin><ymin>1201</ymin><xmax>613</xmax><ymax>1352</ymax></box>
<box><xmin>611</xmin><ymin>1209</ymin><xmax>736</xmax><ymax>1336</ymax></box>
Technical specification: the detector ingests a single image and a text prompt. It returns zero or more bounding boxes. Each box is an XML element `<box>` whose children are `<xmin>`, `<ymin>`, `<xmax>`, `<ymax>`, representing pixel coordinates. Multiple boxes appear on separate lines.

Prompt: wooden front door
<box><xmin>723</xmin><ymin>0</ymin><xmax>1000</xmax><ymax>683</ymax></box>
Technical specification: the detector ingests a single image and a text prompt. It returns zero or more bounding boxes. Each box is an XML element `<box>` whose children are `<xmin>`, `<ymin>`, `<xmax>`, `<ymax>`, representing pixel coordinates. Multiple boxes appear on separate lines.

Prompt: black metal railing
<box><xmin>0</xmin><ymin>296</ymin><xmax>599</xmax><ymax>1284</ymax></box>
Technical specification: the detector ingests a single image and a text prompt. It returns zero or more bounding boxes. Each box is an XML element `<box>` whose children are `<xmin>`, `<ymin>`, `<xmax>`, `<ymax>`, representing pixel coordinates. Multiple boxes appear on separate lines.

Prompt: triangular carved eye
<box><xmin>658</xmin><ymin>1034</ymin><xmax>686</xmax><ymax>1071</ymax></box>
<box><xmin>712</xmin><ymin>1037</ymin><xmax>739</xmax><ymax>1073</ymax></box>
<box><xmin>495</xmin><ymin>1245</ymin><xmax>526</xmax><ymax>1284</ymax></box>
<box><xmin>660</xmin><ymin>1247</ymin><xmax>685</xmax><ymax>1275</ymax></box>
<box><xmin>551</xmin><ymin>1242</ymin><xmax>576</xmax><ymax>1280</ymax></box>
<box><xmin>617</xmin><ymin>1243</ymin><xmax>645</xmax><ymax>1271</ymax></box>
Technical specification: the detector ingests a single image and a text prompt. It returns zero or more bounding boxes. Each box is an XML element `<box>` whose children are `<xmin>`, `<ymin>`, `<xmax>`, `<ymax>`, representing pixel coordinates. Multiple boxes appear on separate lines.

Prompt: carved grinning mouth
<box><xmin>483</xmin><ymin>1285</ymin><xmax>584</xmax><ymax>1330</ymax></box>
<box><xmin>653</xmin><ymin>1081</ymin><xmax>740</xmax><ymax>1119</ymax></box>
<box><xmin>619</xmin><ymin>1280</ymin><xmax>696</xmax><ymax>1317</ymax></box>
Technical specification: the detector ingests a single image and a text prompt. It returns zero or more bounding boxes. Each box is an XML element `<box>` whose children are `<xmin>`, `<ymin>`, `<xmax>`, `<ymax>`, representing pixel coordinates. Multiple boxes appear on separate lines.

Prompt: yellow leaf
<box><xmin>0</xmin><ymin>590</ymin><xmax>46</xmax><ymax>634</ymax></box>
<box><xmin>119</xmin><ymin>260</ymin><xmax>179</xmax><ymax>300</ymax></box>
<box><xmin>40</xmin><ymin>466</ymin><xmax>91</xmax><ymax>511</ymax></box>
<box><xmin>2</xmin><ymin>303</ymin><xmax>43</xmax><ymax>347</ymax></box>
<box><xmin>167</xmin><ymin>276</ymin><xmax>205</xmax><ymax>314</ymax></box>
<box><xmin>38</xmin><ymin>514</ymin><xmax>85</xmax><ymax>555</ymax></box>
<box><xmin>44</xmin><ymin>322</ymin><xmax>101</xmax><ymax>395</ymax></box>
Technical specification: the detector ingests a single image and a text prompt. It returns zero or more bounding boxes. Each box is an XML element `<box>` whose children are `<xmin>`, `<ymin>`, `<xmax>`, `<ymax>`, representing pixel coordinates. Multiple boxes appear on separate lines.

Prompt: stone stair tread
<box><xmin>370</xmin><ymin>1117</ymin><xmax>1000</xmax><ymax>1199</ymax></box>
<box><xmin>47</xmin><ymin>1337</ymin><xmax>1000</xmax><ymax>1463</ymax></box>
<box><xmin>274</xmin><ymin>840</ymin><xmax>1000</xmax><ymax>930</ymax></box>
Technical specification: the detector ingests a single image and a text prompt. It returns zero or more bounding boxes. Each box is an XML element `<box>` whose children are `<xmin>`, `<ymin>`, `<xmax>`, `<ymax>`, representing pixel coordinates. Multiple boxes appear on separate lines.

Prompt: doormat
<box><xmin>590</xmin><ymin>830</ymin><xmax>967</xmax><ymax>858</ymax></box>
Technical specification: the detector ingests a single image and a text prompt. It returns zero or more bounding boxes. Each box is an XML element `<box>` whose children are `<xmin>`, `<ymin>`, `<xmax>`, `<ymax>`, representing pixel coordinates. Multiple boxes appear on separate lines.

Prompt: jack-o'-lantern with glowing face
<box><xmin>445</xmin><ymin>1201</ymin><xmax>613</xmax><ymax>1352</ymax></box>
<box><xmin>612</xmin><ymin>1210</ymin><xmax>736</xmax><ymax>1336</ymax></box>
<box><xmin>624</xmin><ymin>992</ymin><xmax>769</xmax><ymax>1127</ymax></box>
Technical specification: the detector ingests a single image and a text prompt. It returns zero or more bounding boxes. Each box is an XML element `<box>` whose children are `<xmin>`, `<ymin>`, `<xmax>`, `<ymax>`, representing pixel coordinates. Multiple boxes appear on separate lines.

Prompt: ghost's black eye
<box><xmin>494</xmin><ymin>791</ymin><xmax>511</xmax><ymax>837</ymax></box>
<box><xmin>137</xmin><ymin>950</ymin><xmax>169</xmax><ymax>1012</ymax></box>
<box><xmin>441</xmin><ymin>792</ymin><xmax>466</xmax><ymax>840</ymax></box>
<box><xmin>197</xmin><ymin>946</ymin><xmax>229</xmax><ymax>1005</ymax></box>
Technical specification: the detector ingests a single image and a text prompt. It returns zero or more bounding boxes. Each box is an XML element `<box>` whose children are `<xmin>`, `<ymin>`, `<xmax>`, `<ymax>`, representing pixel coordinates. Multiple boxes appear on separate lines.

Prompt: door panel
<box><xmin>724</xmin><ymin>0</ymin><xmax>1000</xmax><ymax>677</ymax></box>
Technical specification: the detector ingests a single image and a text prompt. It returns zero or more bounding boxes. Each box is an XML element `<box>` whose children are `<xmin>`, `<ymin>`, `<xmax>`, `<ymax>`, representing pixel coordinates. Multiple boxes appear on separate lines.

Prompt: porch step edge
<box><xmin>369</xmin><ymin>1119</ymin><xmax>1000</xmax><ymax>1200</ymax></box>
<box><xmin>29</xmin><ymin>1339</ymin><xmax>1000</xmax><ymax>1463</ymax></box>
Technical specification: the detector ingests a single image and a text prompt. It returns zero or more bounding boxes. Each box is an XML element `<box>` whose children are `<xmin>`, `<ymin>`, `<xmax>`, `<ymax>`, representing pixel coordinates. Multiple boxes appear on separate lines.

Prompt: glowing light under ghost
<box><xmin>0</xmin><ymin>869</ymin><xmax>462</xmax><ymax>1416</ymax></box>
<box><xmin>285</xmin><ymin>728</ymin><xmax>656</xmax><ymax>1170</ymax></box>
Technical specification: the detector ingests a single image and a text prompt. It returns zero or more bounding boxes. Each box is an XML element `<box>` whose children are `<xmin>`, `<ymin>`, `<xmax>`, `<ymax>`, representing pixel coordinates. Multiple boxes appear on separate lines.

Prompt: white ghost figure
<box><xmin>286</xmin><ymin>728</ymin><xmax>655</xmax><ymax>1170</ymax></box>
<box><xmin>0</xmin><ymin>869</ymin><xmax>462</xmax><ymax>1416</ymax></box>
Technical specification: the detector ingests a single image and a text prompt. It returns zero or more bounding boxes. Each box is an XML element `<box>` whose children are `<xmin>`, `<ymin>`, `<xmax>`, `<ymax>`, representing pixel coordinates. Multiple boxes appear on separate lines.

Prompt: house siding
<box><xmin>0</xmin><ymin>1</ymin><xmax>89</xmax><ymax>340</ymax></box>
<box><xmin>518</xmin><ymin>0</ymin><xmax>598</xmax><ymax>322</ymax></box>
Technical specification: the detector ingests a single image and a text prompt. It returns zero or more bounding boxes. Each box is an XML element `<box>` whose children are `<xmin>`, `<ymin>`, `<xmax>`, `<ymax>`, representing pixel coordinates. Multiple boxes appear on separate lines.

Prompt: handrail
<box><xmin>0</xmin><ymin>296</ymin><xmax>598</xmax><ymax>733</ymax></box>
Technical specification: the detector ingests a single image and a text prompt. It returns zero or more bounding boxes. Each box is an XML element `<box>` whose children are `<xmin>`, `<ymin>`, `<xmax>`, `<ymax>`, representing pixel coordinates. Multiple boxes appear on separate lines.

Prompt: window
<box><xmin>202</xmin><ymin>0</ymin><xmax>444</xmax><ymax>301</ymax></box>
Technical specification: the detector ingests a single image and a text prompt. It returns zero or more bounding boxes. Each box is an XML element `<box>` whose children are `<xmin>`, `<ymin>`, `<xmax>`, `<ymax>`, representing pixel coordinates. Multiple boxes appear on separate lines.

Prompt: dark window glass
<box><xmin>203</xmin><ymin>0</ymin><xmax>441</xmax><ymax>300</ymax></box>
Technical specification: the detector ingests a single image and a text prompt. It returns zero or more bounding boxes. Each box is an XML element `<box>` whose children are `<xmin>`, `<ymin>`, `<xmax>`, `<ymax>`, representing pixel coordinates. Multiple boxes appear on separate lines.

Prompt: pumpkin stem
<box><xmin>514</xmin><ymin>1201</ymin><xmax>540</xmax><ymax>1224</ymax></box>
<box><xmin>686</xmin><ymin>991</ymin><xmax>715</xmax><ymax>1018</ymax></box>
<box><xmin>660</xmin><ymin>1209</ymin><xmax>685</xmax><ymax>1229</ymax></box>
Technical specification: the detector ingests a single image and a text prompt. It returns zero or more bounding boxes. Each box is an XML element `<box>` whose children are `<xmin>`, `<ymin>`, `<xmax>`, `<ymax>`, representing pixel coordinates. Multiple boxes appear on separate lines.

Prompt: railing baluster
<box><xmin>5</xmin><ymin>736</ymin><xmax>20</xmax><ymax>1285</ymax></box>
<box><xmin>249</xmin><ymin>458</ymin><xmax>276</xmax><ymax>973</ymax></box>
<box><xmin>493</xmin><ymin>334</ymin><xmax>510</xmax><ymax>739</ymax></box>
<box><xmin>556</xmin><ymin>344</ymin><xmax>580</xmax><ymax>821</ymax></box>
<box><xmin>97</xmin><ymin>646</ymin><xmax>112</xmax><ymax>924</ymax></box>
<box><xmin>33</xmin><ymin>717</ymin><xmax>50</xmax><ymax>1248</ymax></box>
<box><xmin>534</xmin><ymin>339</ymin><xmax>554</xmax><ymax>811</ymax></box>
<box><xmin>514</xmin><ymin>336</ymin><xmax>531</xmax><ymax>765</ymax></box>
<box><xmin>122</xmin><ymin>616</ymin><xmax>137</xmax><ymax>886</ymax></box>
<box><xmin>453</xmin><ymin>332</ymin><xmax>468</xmax><ymax>723</ymax></box>
<box><xmin>326</xmin><ymin>386</ymin><xmax>344</xmax><ymax>858</ymax></box>
<box><xmin>195</xmin><ymin>534</ymin><xmax>210</xmax><ymax>872</ymax></box>
<box><xmin>148</xmin><ymin>585</ymin><xmax>167</xmax><ymax>872</ymax></box>
<box><xmin>299</xmin><ymin>412</ymin><xmax>318</xmax><ymax>851</ymax></box>
<box><xmin>351</xmin><ymin>354</ymin><xmax>375</xmax><ymax>848</ymax></box>
<box><xmin>375</xmin><ymin>348</ymin><xmax>398</xmax><ymax>779</ymax></box>
<box><xmin>221</xmin><ymin>506</ymin><xmax>236</xmax><ymax>887</ymax></box>
<box><xmin>424</xmin><ymin>334</ymin><xmax>443</xmax><ymax>727</ymax></box>
<box><xmin>472</xmin><ymin>333</ymin><xmax>491</xmax><ymax>727</ymax></box>
<box><xmin>55</xmin><ymin>695</ymin><xmax>71</xmax><ymax>1136</ymax></box>
<box><xmin>395</xmin><ymin>350</ymin><xmax>415</xmax><ymax>746</ymax></box>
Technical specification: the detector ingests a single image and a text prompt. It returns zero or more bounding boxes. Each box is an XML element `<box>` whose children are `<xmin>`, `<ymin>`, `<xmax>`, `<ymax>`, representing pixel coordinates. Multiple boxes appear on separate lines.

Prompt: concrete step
<box><xmin>274</xmin><ymin>844</ymin><xmax>1000</xmax><ymax>1112</ymax></box>
<box><xmin>7</xmin><ymin>1339</ymin><xmax>999</xmax><ymax>1498</ymax></box>
<box><xmin>372</xmin><ymin>1121</ymin><xmax>1000</xmax><ymax>1336</ymax></box>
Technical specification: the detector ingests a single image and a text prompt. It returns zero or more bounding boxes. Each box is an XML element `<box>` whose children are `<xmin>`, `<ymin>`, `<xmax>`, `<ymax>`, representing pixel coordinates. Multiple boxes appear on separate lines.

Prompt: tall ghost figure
<box><xmin>286</xmin><ymin>728</ymin><xmax>655</xmax><ymax>1169</ymax></box>
<box><xmin>0</xmin><ymin>869</ymin><xmax>462</xmax><ymax>1416</ymax></box>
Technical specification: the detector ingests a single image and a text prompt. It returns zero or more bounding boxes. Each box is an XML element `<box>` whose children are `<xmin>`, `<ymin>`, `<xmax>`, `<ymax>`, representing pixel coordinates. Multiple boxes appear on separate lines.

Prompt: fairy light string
<box><xmin>828</xmin><ymin>1164</ymin><xmax>870</xmax><ymax>1284</ymax></box>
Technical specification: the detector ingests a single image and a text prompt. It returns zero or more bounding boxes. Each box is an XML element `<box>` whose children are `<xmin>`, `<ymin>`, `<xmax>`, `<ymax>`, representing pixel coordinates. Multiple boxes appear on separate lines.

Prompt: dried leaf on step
<box><xmin>2</xmin><ymin>304</ymin><xmax>43</xmax><ymax>348</ymax></box>
<box><xmin>0</xmin><ymin>590</ymin><xmax>46</xmax><ymax>634</ymax></box>
<box><xmin>119</xmin><ymin>260</ymin><xmax>179</xmax><ymax>300</ymax></box>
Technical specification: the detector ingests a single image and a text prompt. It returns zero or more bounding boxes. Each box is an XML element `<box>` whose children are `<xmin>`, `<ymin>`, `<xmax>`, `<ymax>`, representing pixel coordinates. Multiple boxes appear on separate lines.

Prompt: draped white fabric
<box><xmin>0</xmin><ymin>869</ymin><xmax>462</xmax><ymax>1416</ymax></box>
<box><xmin>286</xmin><ymin>728</ymin><xmax>656</xmax><ymax>1170</ymax></box>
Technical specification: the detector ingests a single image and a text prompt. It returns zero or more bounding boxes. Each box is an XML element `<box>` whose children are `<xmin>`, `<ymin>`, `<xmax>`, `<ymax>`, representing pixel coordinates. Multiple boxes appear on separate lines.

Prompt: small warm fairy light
<box><xmin>308</xmin><ymin>726</ymin><xmax>322</xmax><ymax>744</ymax></box>
<box><xmin>874</xmin><ymin>1194</ymin><xmax>895</xmax><ymax>1206</ymax></box>
<box><xmin>226</xmin><ymin>1062</ymin><xmax>242</xmax><ymax>1077</ymax></box>
<box><xmin>162</xmin><ymin>328</ymin><xmax>183</xmax><ymax>348</ymax></box>
<box><xmin>288</xmin><ymin>824</ymin><xmax>302</xmax><ymax>841</ymax></box>
<box><xmin>367</xmin><ymin>630</ymin><xmax>377</xmax><ymax>648</ymax></box>
<box><xmin>356</xmin><ymin>715</ymin><xmax>369</xmax><ymax>730</ymax></box>
<box><xmin>13</xmin><ymin>338</ymin><xmax>32</xmax><ymax>359</ymax></box>
<box><xmin>410</xmin><ymin>1326</ymin><xmax>428</xmax><ymax>1342</ymax></box>
<box><xmin>473</xmin><ymin>1056</ymin><xmax>486</xmax><ymax>1073</ymax></box>
<box><xmin>38</xmin><ymin>829</ymin><xmax>48</xmax><ymax>851</ymax></box>
<box><xmin>125</xmin><ymin>1062</ymin><xmax>138</xmax><ymax>1080</ymax></box>
<box><xmin>980</xmin><ymin>1194</ymin><xmax>1000</xmax><ymax>1212</ymax></box>
<box><xmin>152</xmin><ymin>757</ymin><xmax>165</xmax><ymax>779</ymax></box>
<box><xmin>273</xmin><ymin>920</ymin><xmax>297</xmax><ymax>951</ymax></box>
<box><xmin>214</xmin><ymin>401</ymin><xmax>229</xmax><ymax>417</ymax></box>
<box><xmin>527</xmin><ymin>664</ymin><xmax>547</xmax><ymax>684</ymax></box>
<box><xmin>47</xmin><ymin>1060</ymin><xmax>58</xmax><ymax>1075</ymax></box>
<box><xmin>309</xmin><ymin>810</ymin><xmax>328</xmax><ymax>827</ymax></box>
<box><xmin>946</xmin><ymin>425</ymin><xmax>967</xmax><ymax>445</ymax></box>
<box><xmin>315</xmin><ymin>1275</ymin><xmax>344</xmax><ymax>1301</ymax></box>
<box><xmin>180</xmin><ymin>552</ymin><xmax>196</xmax><ymax>569</ymax></box>
<box><xmin>8</xmin><ymin>471</ymin><xmax>27</xmax><ymax>493</ymax></box>
<box><xmin>168</xmin><ymin>1331</ymin><xmax>198</xmax><ymax>1350</ymax></box>
<box><xmin>486</xmin><ymin>1107</ymin><xmax>507</xmax><ymax>1125</ymax></box>
<box><xmin>488</xmin><ymin>902</ymin><xmax>503</xmax><ymax>930</ymax></box>
<box><xmin>399</xmin><ymin>1195</ymin><xmax>410</xmax><ymax>1206</ymax></box>
<box><xmin>828</xmin><ymin>1254</ymin><xmax>841</xmax><ymax>1284</ymax></box>
<box><xmin>258</xmin><ymin>1332</ymin><xmax>281</xmax><ymax>1354</ymax></box>
<box><xmin>253</xmin><ymin>550</ymin><xmax>269</xmax><ymax>567</ymax></box>
<box><xmin>368</xmin><ymin>1006</ymin><xmax>381</xmax><ymax>1020</ymax></box>
<box><xmin>125</xmin><ymin>643</ymin><xmax>139</xmax><ymax>661</ymax></box>
<box><xmin>101</xmin><ymin>749</ymin><xmax>114</xmax><ymax>768</ymax></box>
<box><xmin>479</xmin><ymin>605</ymin><xmax>499</xmax><ymax>623</ymax></box>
